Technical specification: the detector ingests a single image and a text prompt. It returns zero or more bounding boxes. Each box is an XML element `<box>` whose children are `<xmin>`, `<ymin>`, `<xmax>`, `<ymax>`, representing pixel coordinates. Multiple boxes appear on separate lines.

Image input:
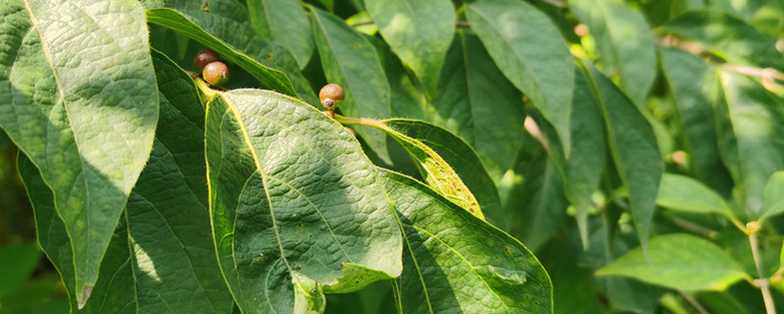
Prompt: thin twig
<box><xmin>747</xmin><ymin>222</ymin><xmax>778</xmax><ymax>314</ymax></box>
<box><xmin>678</xmin><ymin>290</ymin><xmax>710</xmax><ymax>314</ymax></box>
<box><xmin>668</xmin><ymin>217</ymin><xmax>718</xmax><ymax>239</ymax></box>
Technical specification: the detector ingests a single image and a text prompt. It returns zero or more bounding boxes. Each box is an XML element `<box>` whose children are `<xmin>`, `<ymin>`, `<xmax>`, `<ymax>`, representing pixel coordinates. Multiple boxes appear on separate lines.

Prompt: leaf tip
<box><xmin>76</xmin><ymin>285</ymin><xmax>94</xmax><ymax>309</ymax></box>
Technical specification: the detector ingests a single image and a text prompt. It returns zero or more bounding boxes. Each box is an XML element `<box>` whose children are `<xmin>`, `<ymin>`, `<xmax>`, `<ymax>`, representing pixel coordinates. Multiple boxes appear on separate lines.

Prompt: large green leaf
<box><xmin>569</xmin><ymin>0</ymin><xmax>656</xmax><ymax>106</ymax></box>
<box><xmin>309</xmin><ymin>7</ymin><xmax>392</xmax><ymax>163</ymax></box>
<box><xmin>204</xmin><ymin>88</ymin><xmax>403</xmax><ymax>313</ymax></box>
<box><xmin>0</xmin><ymin>0</ymin><xmax>159</xmax><ymax>305</ymax></box>
<box><xmin>365</xmin><ymin>0</ymin><xmax>455</xmax><ymax>96</ymax></box>
<box><xmin>144</xmin><ymin>1</ymin><xmax>317</xmax><ymax>104</ymax></box>
<box><xmin>657</xmin><ymin>174</ymin><xmax>734</xmax><ymax>218</ymax></box>
<box><xmin>587</xmin><ymin>65</ymin><xmax>663</xmax><ymax>248</ymax></box>
<box><xmin>17</xmin><ymin>50</ymin><xmax>234</xmax><ymax>314</ymax></box>
<box><xmin>467</xmin><ymin>0</ymin><xmax>574</xmax><ymax>154</ymax></box>
<box><xmin>659</xmin><ymin>47</ymin><xmax>732</xmax><ymax>193</ymax></box>
<box><xmin>430</xmin><ymin>31</ymin><xmax>524</xmax><ymax>180</ymax></box>
<box><xmin>762</xmin><ymin>171</ymin><xmax>784</xmax><ymax>220</ymax></box>
<box><xmin>716</xmin><ymin>71</ymin><xmax>784</xmax><ymax>216</ymax></box>
<box><xmin>246</xmin><ymin>0</ymin><xmax>314</xmax><ymax>69</ymax></box>
<box><xmin>382</xmin><ymin>170</ymin><xmax>552</xmax><ymax>314</ymax></box>
<box><xmin>659</xmin><ymin>10</ymin><xmax>783</xmax><ymax>70</ymax></box>
<box><xmin>597</xmin><ymin>234</ymin><xmax>749</xmax><ymax>291</ymax></box>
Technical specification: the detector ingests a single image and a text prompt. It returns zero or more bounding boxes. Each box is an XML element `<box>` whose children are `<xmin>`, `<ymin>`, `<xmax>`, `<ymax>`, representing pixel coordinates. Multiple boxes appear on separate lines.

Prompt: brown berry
<box><xmin>319</xmin><ymin>83</ymin><xmax>345</xmax><ymax>108</ymax></box>
<box><xmin>193</xmin><ymin>48</ymin><xmax>219</xmax><ymax>69</ymax></box>
<box><xmin>202</xmin><ymin>61</ymin><xmax>230</xmax><ymax>86</ymax></box>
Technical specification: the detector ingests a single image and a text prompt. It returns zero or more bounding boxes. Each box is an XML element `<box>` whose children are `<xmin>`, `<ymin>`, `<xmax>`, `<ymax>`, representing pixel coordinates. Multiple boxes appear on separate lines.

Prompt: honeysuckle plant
<box><xmin>0</xmin><ymin>0</ymin><xmax>783</xmax><ymax>313</ymax></box>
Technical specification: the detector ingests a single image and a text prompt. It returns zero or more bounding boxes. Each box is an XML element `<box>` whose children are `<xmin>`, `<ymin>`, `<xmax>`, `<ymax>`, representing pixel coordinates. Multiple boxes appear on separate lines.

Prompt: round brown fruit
<box><xmin>202</xmin><ymin>61</ymin><xmax>230</xmax><ymax>86</ymax></box>
<box><xmin>193</xmin><ymin>49</ymin><xmax>219</xmax><ymax>69</ymax></box>
<box><xmin>319</xmin><ymin>83</ymin><xmax>345</xmax><ymax>108</ymax></box>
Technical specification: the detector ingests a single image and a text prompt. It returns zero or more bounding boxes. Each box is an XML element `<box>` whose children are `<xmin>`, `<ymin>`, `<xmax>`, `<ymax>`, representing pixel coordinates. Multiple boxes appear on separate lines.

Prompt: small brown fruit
<box><xmin>193</xmin><ymin>49</ymin><xmax>219</xmax><ymax>69</ymax></box>
<box><xmin>319</xmin><ymin>83</ymin><xmax>345</xmax><ymax>109</ymax></box>
<box><xmin>202</xmin><ymin>61</ymin><xmax>230</xmax><ymax>86</ymax></box>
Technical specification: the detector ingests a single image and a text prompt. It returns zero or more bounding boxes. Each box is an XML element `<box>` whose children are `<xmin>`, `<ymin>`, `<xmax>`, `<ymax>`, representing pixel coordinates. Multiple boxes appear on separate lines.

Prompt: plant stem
<box><xmin>747</xmin><ymin>222</ymin><xmax>778</xmax><ymax>314</ymax></box>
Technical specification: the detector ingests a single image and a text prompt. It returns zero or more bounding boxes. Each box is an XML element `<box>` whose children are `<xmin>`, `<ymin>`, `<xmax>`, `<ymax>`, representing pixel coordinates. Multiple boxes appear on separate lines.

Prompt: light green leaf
<box><xmin>309</xmin><ymin>7</ymin><xmax>392</xmax><ymax>163</ymax></box>
<box><xmin>365</xmin><ymin>0</ymin><xmax>455</xmax><ymax>96</ymax></box>
<box><xmin>382</xmin><ymin>170</ymin><xmax>552</xmax><ymax>314</ymax></box>
<box><xmin>657</xmin><ymin>174</ymin><xmax>733</xmax><ymax>218</ymax></box>
<box><xmin>716</xmin><ymin>71</ymin><xmax>784</xmax><ymax>215</ymax></box>
<box><xmin>145</xmin><ymin>8</ymin><xmax>318</xmax><ymax>104</ymax></box>
<box><xmin>587</xmin><ymin>65</ymin><xmax>663</xmax><ymax>248</ymax></box>
<box><xmin>659</xmin><ymin>47</ymin><xmax>733</xmax><ymax>193</ymax></box>
<box><xmin>247</xmin><ymin>0</ymin><xmax>314</xmax><ymax>69</ymax></box>
<box><xmin>430</xmin><ymin>31</ymin><xmax>524</xmax><ymax>180</ymax></box>
<box><xmin>18</xmin><ymin>50</ymin><xmax>235</xmax><ymax>314</ymax></box>
<box><xmin>762</xmin><ymin>171</ymin><xmax>784</xmax><ymax>220</ymax></box>
<box><xmin>659</xmin><ymin>10</ymin><xmax>783</xmax><ymax>70</ymax></box>
<box><xmin>597</xmin><ymin>234</ymin><xmax>749</xmax><ymax>291</ymax></box>
<box><xmin>569</xmin><ymin>0</ymin><xmax>656</xmax><ymax>106</ymax></box>
<box><xmin>467</xmin><ymin>0</ymin><xmax>574</xmax><ymax>155</ymax></box>
<box><xmin>0</xmin><ymin>0</ymin><xmax>159</xmax><ymax>305</ymax></box>
<box><xmin>0</xmin><ymin>243</ymin><xmax>40</xmax><ymax>298</ymax></box>
<box><xmin>204</xmin><ymin>88</ymin><xmax>403</xmax><ymax>313</ymax></box>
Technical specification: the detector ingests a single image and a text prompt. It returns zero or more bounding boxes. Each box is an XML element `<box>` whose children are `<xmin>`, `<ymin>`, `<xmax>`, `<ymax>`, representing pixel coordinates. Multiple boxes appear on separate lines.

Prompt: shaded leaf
<box><xmin>430</xmin><ymin>31</ymin><xmax>524</xmax><ymax>180</ymax></box>
<box><xmin>309</xmin><ymin>7</ymin><xmax>392</xmax><ymax>163</ymax></box>
<box><xmin>204</xmin><ymin>88</ymin><xmax>402</xmax><ymax>313</ymax></box>
<box><xmin>657</xmin><ymin>174</ymin><xmax>734</xmax><ymax>218</ymax></box>
<box><xmin>365</xmin><ymin>0</ymin><xmax>455</xmax><ymax>96</ymax></box>
<box><xmin>569</xmin><ymin>0</ymin><xmax>657</xmax><ymax>106</ymax></box>
<box><xmin>587</xmin><ymin>65</ymin><xmax>663</xmax><ymax>248</ymax></box>
<box><xmin>467</xmin><ymin>0</ymin><xmax>574</xmax><ymax>154</ymax></box>
<box><xmin>762</xmin><ymin>171</ymin><xmax>784</xmax><ymax>220</ymax></box>
<box><xmin>659</xmin><ymin>10</ymin><xmax>783</xmax><ymax>69</ymax></box>
<box><xmin>382</xmin><ymin>170</ymin><xmax>552</xmax><ymax>314</ymax></box>
<box><xmin>0</xmin><ymin>243</ymin><xmax>40</xmax><ymax>297</ymax></box>
<box><xmin>598</xmin><ymin>234</ymin><xmax>749</xmax><ymax>291</ymax></box>
<box><xmin>247</xmin><ymin>0</ymin><xmax>314</xmax><ymax>69</ymax></box>
<box><xmin>659</xmin><ymin>47</ymin><xmax>733</xmax><ymax>193</ymax></box>
<box><xmin>0</xmin><ymin>0</ymin><xmax>159</xmax><ymax>304</ymax></box>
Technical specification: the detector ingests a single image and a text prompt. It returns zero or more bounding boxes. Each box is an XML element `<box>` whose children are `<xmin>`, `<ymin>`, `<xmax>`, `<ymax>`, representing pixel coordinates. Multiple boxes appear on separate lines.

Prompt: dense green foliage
<box><xmin>0</xmin><ymin>0</ymin><xmax>783</xmax><ymax>313</ymax></box>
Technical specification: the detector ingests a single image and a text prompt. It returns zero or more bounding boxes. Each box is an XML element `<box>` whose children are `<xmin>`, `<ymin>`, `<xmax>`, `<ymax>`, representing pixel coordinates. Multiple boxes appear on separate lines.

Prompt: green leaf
<box><xmin>19</xmin><ymin>154</ymin><xmax>136</xmax><ymax>313</ymax></box>
<box><xmin>145</xmin><ymin>8</ymin><xmax>318</xmax><ymax>103</ymax></box>
<box><xmin>659</xmin><ymin>47</ymin><xmax>733</xmax><ymax>193</ymax></box>
<box><xmin>0</xmin><ymin>0</ymin><xmax>159</xmax><ymax>305</ymax></box>
<box><xmin>247</xmin><ymin>0</ymin><xmax>314</xmax><ymax>69</ymax></box>
<box><xmin>430</xmin><ymin>31</ymin><xmax>524</xmax><ymax>179</ymax></box>
<box><xmin>346</xmin><ymin>117</ymin><xmax>502</xmax><ymax>221</ymax></box>
<box><xmin>716</xmin><ymin>71</ymin><xmax>784</xmax><ymax>215</ymax></box>
<box><xmin>204</xmin><ymin>88</ymin><xmax>403</xmax><ymax>313</ymax></box>
<box><xmin>17</xmin><ymin>50</ymin><xmax>235</xmax><ymax>314</ymax></box>
<box><xmin>762</xmin><ymin>171</ymin><xmax>784</xmax><ymax>220</ymax></box>
<box><xmin>597</xmin><ymin>234</ymin><xmax>749</xmax><ymax>291</ymax></box>
<box><xmin>309</xmin><ymin>7</ymin><xmax>392</xmax><ymax>163</ymax></box>
<box><xmin>586</xmin><ymin>65</ymin><xmax>663</xmax><ymax>248</ymax></box>
<box><xmin>657</xmin><ymin>174</ymin><xmax>734</xmax><ymax>218</ymax></box>
<box><xmin>467</xmin><ymin>0</ymin><xmax>574</xmax><ymax>155</ymax></box>
<box><xmin>0</xmin><ymin>243</ymin><xmax>40</xmax><ymax>297</ymax></box>
<box><xmin>365</xmin><ymin>0</ymin><xmax>455</xmax><ymax>96</ymax></box>
<box><xmin>382</xmin><ymin>170</ymin><xmax>553</xmax><ymax>314</ymax></box>
<box><xmin>659</xmin><ymin>10</ymin><xmax>783</xmax><ymax>70</ymax></box>
<box><xmin>569</xmin><ymin>0</ymin><xmax>657</xmax><ymax>106</ymax></box>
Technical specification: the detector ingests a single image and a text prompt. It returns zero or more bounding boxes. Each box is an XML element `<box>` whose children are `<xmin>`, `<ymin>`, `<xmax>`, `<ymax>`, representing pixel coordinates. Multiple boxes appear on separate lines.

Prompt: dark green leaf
<box><xmin>587</xmin><ymin>65</ymin><xmax>663</xmax><ymax>248</ymax></box>
<box><xmin>382</xmin><ymin>170</ymin><xmax>552</xmax><ymax>314</ymax></box>
<box><xmin>365</xmin><ymin>0</ymin><xmax>455</xmax><ymax>96</ymax></box>
<box><xmin>569</xmin><ymin>0</ymin><xmax>657</xmax><ymax>106</ymax></box>
<box><xmin>430</xmin><ymin>31</ymin><xmax>524</xmax><ymax>180</ymax></box>
<box><xmin>659</xmin><ymin>47</ymin><xmax>733</xmax><ymax>193</ymax></box>
<box><xmin>659</xmin><ymin>10</ymin><xmax>783</xmax><ymax>69</ymax></box>
<box><xmin>467</xmin><ymin>0</ymin><xmax>574</xmax><ymax>154</ymax></box>
<box><xmin>204</xmin><ymin>88</ymin><xmax>403</xmax><ymax>313</ymax></box>
<box><xmin>762</xmin><ymin>171</ymin><xmax>784</xmax><ymax>220</ymax></box>
<box><xmin>597</xmin><ymin>234</ymin><xmax>749</xmax><ymax>291</ymax></box>
<box><xmin>309</xmin><ymin>7</ymin><xmax>392</xmax><ymax>163</ymax></box>
<box><xmin>0</xmin><ymin>243</ymin><xmax>40</xmax><ymax>297</ymax></box>
<box><xmin>247</xmin><ymin>0</ymin><xmax>314</xmax><ymax>69</ymax></box>
<box><xmin>0</xmin><ymin>0</ymin><xmax>159</xmax><ymax>305</ymax></box>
